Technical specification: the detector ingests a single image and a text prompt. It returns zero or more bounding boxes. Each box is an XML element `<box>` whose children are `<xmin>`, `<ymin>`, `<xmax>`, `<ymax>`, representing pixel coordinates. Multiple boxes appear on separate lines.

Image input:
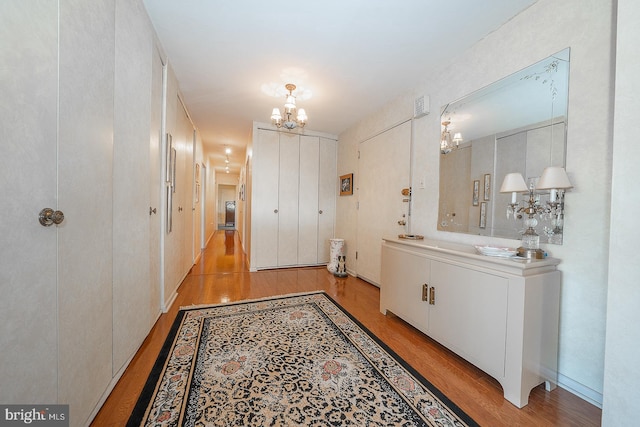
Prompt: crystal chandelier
<box><xmin>440</xmin><ymin>120</ymin><xmax>463</xmax><ymax>154</ymax></box>
<box><xmin>270</xmin><ymin>83</ymin><xmax>307</xmax><ymax>130</ymax></box>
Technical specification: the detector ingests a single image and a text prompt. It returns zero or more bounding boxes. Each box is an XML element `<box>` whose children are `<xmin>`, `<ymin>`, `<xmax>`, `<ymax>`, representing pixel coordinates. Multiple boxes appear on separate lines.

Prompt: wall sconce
<box><xmin>499</xmin><ymin>167</ymin><xmax>572</xmax><ymax>258</ymax></box>
<box><xmin>536</xmin><ymin>166</ymin><xmax>573</xmax><ymax>244</ymax></box>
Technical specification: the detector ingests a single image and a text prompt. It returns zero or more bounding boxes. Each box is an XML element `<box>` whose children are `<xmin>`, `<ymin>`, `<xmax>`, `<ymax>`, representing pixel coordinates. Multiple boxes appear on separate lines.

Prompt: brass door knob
<box><xmin>39</xmin><ymin>208</ymin><xmax>64</xmax><ymax>226</ymax></box>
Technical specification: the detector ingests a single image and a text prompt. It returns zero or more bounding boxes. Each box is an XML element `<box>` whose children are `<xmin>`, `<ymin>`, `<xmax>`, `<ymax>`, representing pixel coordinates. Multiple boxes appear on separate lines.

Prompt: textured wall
<box><xmin>337</xmin><ymin>0</ymin><xmax>614</xmax><ymax>406</ymax></box>
<box><xmin>602</xmin><ymin>0</ymin><xmax>640</xmax><ymax>424</ymax></box>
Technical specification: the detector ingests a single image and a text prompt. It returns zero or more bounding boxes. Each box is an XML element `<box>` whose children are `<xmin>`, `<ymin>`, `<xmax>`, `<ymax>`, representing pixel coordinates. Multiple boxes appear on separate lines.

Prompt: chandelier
<box><xmin>440</xmin><ymin>120</ymin><xmax>463</xmax><ymax>154</ymax></box>
<box><xmin>270</xmin><ymin>83</ymin><xmax>308</xmax><ymax>130</ymax></box>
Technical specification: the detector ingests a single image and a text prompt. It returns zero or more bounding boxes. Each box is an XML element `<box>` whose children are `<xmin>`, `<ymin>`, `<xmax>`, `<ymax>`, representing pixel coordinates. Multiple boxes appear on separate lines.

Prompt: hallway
<box><xmin>93</xmin><ymin>231</ymin><xmax>600</xmax><ymax>426</ymax></box>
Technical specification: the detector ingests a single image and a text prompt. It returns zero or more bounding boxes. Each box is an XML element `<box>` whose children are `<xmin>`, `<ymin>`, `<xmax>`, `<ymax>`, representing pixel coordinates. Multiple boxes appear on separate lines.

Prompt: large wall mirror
<box><xmin>438</xmin><ymin>48</ymin><xmax>570</xmax><ymax>244</ymax></box>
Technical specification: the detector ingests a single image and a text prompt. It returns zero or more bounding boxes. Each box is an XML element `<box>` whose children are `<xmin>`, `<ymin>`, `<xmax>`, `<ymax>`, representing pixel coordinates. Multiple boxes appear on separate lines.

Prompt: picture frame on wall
<box><xmin>340</xmin><ymin>173</ymin><xmax>353</xmax><ymax>196</ymax></box>
<box><xmin>472</xmin><ymin>180</ymin><xmax>480</xmax><ymax>206</ymax></box>
<box><xmin>484</xmin><ymin>173</ymin><xmax>491</xmax><ymax>201</ymax></box>
<box><xmin>479</xmin><ymin>202</ymin><xmax>487</xmax><ymax>228</ymax></box>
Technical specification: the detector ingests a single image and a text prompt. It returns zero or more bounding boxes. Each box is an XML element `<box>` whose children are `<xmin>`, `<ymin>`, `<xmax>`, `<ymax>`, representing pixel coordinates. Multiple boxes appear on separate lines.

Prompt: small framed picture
<box><xmin>483</xmin><ymin>173</ymin><xmax>491</xmax><ymax>201</ymax></box>
<box><xmin>340</xmin><ymin>173</ymin><xmax>353</xmax><ymax>196</ymax></box>
<box><xmin>472</xmin><ymin>180</ymin><xmax>480</xmax><ymax>206</ymax></box>
<box><xmin>479</xmin><ymin>202</ymin><xmax>487</xmax><ymax>228</ymax></box>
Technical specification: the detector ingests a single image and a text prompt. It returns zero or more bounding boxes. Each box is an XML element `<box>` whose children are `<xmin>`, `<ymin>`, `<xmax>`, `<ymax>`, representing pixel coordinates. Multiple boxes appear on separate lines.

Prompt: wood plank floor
<box><xmin>92</xmin><ymin>230</ymin><xmax>602</xmax><ymax>426</ymax></box>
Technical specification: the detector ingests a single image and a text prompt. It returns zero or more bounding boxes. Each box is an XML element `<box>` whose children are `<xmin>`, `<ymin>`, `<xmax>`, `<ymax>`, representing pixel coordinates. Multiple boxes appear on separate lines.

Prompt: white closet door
<box><xmin>56</xmin><ymin>0</ymin><xmax>115</xmax><ymax>415</ymax></box>
<box><xmin>357</xmin><ymin>121</ymin><xmax>411</xmax><ymax>286</ymax></box>
<box><xmin>149</xmin><ymin>50</ymin><xmax>163</xmax><ymax>321</ymax></box>
<box><xmin>1</xmin><ymin>1</ymin><xmax>59</xmax><ymax>402</ymax></box>
<box><xmin>252</xmin><ymin>129</ymin><xmax>280</xmax><ymax>268</ymax></box>
<box><xmin>318</xmin><ymin>137</ymin><xmax>337</xmax><ymax>263</ymax></box>
<box><xmin>298</xmin><ymin>135</ymin><xmax>320</xmax><ymax>265</ymax></box>
<box><xmin>278</xmin><ymin>132</ymin><xmax>300</xmax><ymax>266</ymax></box>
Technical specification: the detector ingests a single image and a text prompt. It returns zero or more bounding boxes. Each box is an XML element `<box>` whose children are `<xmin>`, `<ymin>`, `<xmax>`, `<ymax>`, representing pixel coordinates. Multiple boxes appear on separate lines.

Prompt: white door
<box><xmin>278</xmin><ymin>132</ymin><xmax>300</xmax><ymax>266</ymax></box>
<box><xmin>1</xmin><ymin>1</ymin><xmax>59</xmax><ymax>402</ymax></box>
<box><xmin>298</xmin><ymin>135</ymin><xmax>320</xmax><ymax>265</ymax></box>
<box><xmin>1</xmin><ymin>0</ymin><xmax>115</xmax><ymax>415</ymax></box>
<box><xmin>357</xmin><ymin>120</ymin><xmax>412</xmax><ymax>286</ymax></box>
<box><xmin>318</xmin><ymin>138</ymin><xmax>337</xmax><ymax>263</ymax></box>
<box><xmin>149</xmin><ymin>50</ymin><xmax>163</xmax><ymax>320</ymax></box>
<box><xmin>252</xmin><ymin>129</ymin><xmax>280</xmax><ymax>268</ymax></box>
<box><xmin>54</xmin><ymin>1</ymin><xmax>116</xmax><ymax>413</ymax></box>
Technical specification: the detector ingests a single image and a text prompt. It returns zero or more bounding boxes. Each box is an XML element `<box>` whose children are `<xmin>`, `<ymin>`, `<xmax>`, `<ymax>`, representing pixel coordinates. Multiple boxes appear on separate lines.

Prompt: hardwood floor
<box><xmin>92</xmin><ymin>230</ymin><xmax>601</xmax><ymax>426</ymax></box>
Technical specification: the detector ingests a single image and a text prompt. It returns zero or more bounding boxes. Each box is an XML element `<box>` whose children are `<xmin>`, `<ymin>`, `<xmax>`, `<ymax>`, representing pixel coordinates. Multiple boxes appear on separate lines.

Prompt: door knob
<box><xmin>39</xmin><ymin>208</ymin><xmax>64</xmax><ymax>226</ymax></box>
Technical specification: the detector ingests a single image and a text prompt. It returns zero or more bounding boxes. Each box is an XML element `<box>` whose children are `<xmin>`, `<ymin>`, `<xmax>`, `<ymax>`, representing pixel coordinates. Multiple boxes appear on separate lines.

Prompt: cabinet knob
<box><xmin>274</xmin><ymin>209</ymin><xmax>278</xmax><ymax>214</ymax></box>
<box><xmin>319</xmin><ymin>210</ymin><xmax>323</xmax><ymax>214</ymax></box>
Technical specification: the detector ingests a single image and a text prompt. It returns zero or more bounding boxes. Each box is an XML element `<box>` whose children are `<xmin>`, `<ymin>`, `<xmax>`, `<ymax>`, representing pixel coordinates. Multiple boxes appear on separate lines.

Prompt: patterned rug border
<box><xmin>128</xmin><ymin>291</ymin><xmax>479</xmax><ymax>426</ymax></box>
<box><xmin>178</xmin><ymin>290</ymin><xmax>326</xmax><ymax>311</ymax></box>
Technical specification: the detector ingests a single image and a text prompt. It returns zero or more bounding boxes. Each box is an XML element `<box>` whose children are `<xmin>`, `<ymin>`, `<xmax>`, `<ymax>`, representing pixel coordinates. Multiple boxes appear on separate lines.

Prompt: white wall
<box><xmin>602</xmin><ymin>0</ymin><xmax>640</xmax><ymax>424</ymax></box>
<box><xmin>337</xmin><ymin>0</ymin><xmax>615</xmax><ymax>407</ymax></box>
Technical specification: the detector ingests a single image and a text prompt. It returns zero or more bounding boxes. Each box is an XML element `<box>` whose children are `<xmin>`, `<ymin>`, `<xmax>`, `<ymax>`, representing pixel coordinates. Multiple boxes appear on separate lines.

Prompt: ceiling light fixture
<box><xmin>270</xmin><ymin>83</ymin><xmax>307</xmax><ymax>130</ymax></box>
<box><xmin>440</xmin><ymin>120</ymin><xmax>463</xmax><ymax>154</ymax></box>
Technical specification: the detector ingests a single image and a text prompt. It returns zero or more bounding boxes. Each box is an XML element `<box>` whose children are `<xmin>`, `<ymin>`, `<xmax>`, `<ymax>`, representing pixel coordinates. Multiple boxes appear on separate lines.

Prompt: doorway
<box><xmin>217</xmin><ymin>184</ymin><xmax>236</xmax><ymax>230</ymax></box>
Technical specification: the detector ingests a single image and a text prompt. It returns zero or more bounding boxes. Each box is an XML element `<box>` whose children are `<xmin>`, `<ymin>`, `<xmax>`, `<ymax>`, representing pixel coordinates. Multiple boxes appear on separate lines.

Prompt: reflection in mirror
<box><xmin>438</xmin><ymin>48</ymin><xmax>570</xmax><ymax>244</ymax></box>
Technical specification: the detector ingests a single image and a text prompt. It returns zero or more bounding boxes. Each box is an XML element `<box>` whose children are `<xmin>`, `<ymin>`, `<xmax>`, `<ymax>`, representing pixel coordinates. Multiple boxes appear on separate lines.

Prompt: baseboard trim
<box><xmin>162</xmin><ymin>289</ymin><xmax>178</xmax><ymax>313</ymax></box>
<box><xmin>558</xmin><ymin>373</ymin><xmax>603</xmax><ymax>408</ymax></box>
<box><xmin>83</xmin><ymin>353</ymin><xmax>135</xmax><ymax>426</ymax></box>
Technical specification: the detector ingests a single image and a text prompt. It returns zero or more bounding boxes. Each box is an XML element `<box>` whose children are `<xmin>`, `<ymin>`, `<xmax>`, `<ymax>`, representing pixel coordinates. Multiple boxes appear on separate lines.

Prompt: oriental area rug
<box><xmin>128</xmin><ymin>292</ymin><xmax>478</xmax><ymax>427</ymax></box>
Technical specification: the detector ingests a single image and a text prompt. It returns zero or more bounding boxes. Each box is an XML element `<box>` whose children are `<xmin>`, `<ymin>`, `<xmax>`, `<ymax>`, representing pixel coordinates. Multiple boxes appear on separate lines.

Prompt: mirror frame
<box><xmin>438</xmin><ymin>48</ymin><xmax>570</xmax><ymax>244</ymax></box>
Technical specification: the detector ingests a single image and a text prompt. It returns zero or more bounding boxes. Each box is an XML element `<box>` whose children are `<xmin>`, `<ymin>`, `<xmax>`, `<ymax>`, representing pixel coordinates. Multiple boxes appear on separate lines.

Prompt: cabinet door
<box><xmin>429</xmin><ymin>261</ymin><xmax>508</xmax><ymax>379</ymax></box>
<box><xmin>277</xmin><ymin>132</ymin><xmax>300</xmax><ymax>266</ymax></box>
<box><xmin>252</xmin><ymin>129</ymin><xmax>280</xmax><ymax>268</ymax></box>
<box><xmin>380</xmin><ymin>244</ymin><xmax>430</xmax><ymax>334</ymax></box>
<box><xmin>318</xmin><ymin>137</ymin><xmax>337</xmax><ymax>263</ymax></box>
<box><xmin>298</xmin><ymin>135</ymin><xmax>320</xmax><ymax>265</ymax></box>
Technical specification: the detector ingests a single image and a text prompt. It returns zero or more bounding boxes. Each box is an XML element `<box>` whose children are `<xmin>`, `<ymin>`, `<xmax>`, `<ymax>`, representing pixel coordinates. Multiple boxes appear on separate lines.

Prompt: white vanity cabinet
<box><xmin>380</xmin><ymin>237</ymin><xmax>561</xmax><ymax>408</ymax></box>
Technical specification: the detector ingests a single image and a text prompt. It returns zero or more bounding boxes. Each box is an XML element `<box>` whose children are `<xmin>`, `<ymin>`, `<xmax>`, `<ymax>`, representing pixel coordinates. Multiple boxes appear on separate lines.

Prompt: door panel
<box><xmin>278</xmin><ymin>133</ymin><xmax>300</xmax><ymax>266</ymax></box>
<box><xmin>149</xmin><ymin>50</ymin><xmax>163</xmax><ymax>321</ymax></box>
<box><xmin>252</xmin><ymin>130</ymin><xmax>280</xmax><ymax>268</ymax></box>
<box><xmin>56</xmin><ymin>0</ymin><xmax>115</xmax><ymax>413</ymax></box>
<box><xmin>429</xmin><ymin>261</ymin><xmax>509</xmax><ymax>378</ymax></box>
<box><xmin>318</xmin><ymin>138</ymin><xmax>337</xmax><ymax>263</ymax></box>
<box><xmin>380</xmin><ymin>245</ymin><xmax>430</xmax><ymax>334</ymax></box>
<box><xmin>225</xmin><ymin>201</ymin><xmax>236</xmax><ymax>225</ymax></box>
<box><xmin>0</xmin><ymin>0</ymin><xmax>59</xmax><ymax>403</ymax></box>
<box><xmin>357</xmin><ymin>121</ymin><xmax>411</xmax><ymax>285</ymax></box>
<box><xmin>298</xmin><ymin>135</ymin><xmax>320</xmax><ymax>264</ymax></box>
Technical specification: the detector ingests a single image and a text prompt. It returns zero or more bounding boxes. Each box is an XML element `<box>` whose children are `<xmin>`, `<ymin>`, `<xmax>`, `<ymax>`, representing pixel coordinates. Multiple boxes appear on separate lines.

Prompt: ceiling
<box><xmin>142</xmin><ymin>0</ymin><xmax>537</xmax><ymax>174</ymax></box>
